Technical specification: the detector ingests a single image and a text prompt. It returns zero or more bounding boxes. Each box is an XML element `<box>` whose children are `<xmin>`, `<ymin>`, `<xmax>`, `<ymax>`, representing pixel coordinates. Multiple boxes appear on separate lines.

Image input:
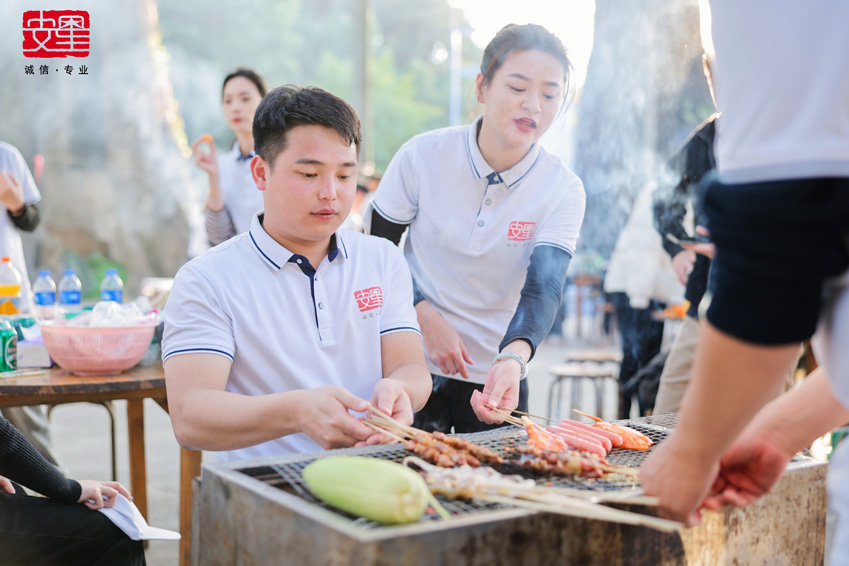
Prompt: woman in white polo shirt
<box><xmin>370</xmin><ymin>24</ymin><xmax>586</xmax><ymax>433</ymax></box>
<box><xmin>191</xmin><ymin>68</ymin><xmax>267</xmax><ymax>246</ymax></box>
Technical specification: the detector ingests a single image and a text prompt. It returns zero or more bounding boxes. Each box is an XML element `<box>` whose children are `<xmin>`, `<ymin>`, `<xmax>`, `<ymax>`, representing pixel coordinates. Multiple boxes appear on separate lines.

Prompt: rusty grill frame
<box><xmin>235</xmin><ymin>414</ymin><xmax>678</xmax><ymax>530</ymax></box>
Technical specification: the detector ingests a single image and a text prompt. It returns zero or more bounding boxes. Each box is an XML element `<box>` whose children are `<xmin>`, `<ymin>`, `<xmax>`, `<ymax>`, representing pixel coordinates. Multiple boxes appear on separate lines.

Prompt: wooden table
<box><xmin>0</xmin><ymin>363</ymin><xmax>201</xmax><ymax>566</ymax></box>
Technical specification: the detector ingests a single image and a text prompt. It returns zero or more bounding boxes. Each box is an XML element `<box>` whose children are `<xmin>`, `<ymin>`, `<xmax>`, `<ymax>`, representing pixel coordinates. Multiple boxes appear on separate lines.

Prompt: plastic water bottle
<box><xmin>0</xmin><ymin>257</ymin><xmax>22</xmax><ymax>315</ymax></box>
<box><xmin>58</xmin><ymin>269</ymin><xmax>82</xmax><ymax>314</ymax></box>
<box><xmin>32</xmin><ymin>270</ymin><xmax>57</xmax><ymax>319</ymax></box>
<box><xmin>100</xmin><ymin>269</ymin><xmax>124</xmax><ymax>303</ymax></box>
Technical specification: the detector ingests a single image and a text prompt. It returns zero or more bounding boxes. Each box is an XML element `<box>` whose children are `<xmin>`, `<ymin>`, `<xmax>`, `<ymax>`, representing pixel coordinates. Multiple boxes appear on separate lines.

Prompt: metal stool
<box><xmin>547</xmin><ymin>363</ymin><xmax>618</xmax><ymax>422</ymax></box>
<box><xmin>48</xmin><ymin>400</ymin><xmax>119</xmax><ymax>480</ymax></box>
<box><xmin>563</xmin><ymin>349</ymin><xmax>623</xmax><ymax>364</ymax></box>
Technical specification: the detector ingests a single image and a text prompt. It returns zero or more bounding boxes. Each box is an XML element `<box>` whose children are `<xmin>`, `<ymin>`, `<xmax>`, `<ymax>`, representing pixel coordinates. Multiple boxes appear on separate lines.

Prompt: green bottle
<box><xmin>0</xmin><ymin>319</ymin><xmax>17</xmax><ymax>372</ymax></box>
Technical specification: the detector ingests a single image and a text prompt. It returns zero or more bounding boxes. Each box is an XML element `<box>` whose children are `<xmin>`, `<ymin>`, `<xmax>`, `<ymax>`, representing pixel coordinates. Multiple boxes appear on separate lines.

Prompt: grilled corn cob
<box><xmin>303</xmin><ymin>456</ymin><xmax>431</xmax><ymax>524</ymax></box>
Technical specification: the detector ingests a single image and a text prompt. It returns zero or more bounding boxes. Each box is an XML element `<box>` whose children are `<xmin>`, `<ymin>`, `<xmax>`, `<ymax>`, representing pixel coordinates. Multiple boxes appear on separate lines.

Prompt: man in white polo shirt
<box><xmin>162</xmin><ymin>85</ymin><xmax>431</xmax><ymax>462</ymax></box>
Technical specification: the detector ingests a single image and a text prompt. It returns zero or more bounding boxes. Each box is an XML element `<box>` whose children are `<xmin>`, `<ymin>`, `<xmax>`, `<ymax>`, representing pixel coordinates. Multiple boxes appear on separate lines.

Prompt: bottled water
<box><xmin>58</xmin><ymin>269</ymin><xmax>82</xmax><ymax>314</ymax></box>
<box><xmin>32</xmin><ymin>270</ymin><xmax>57</xmax><ymax>319</ymax></box>
<box><xmin>100</xmin><ymin>269</ymin><xmax>124</xmax><ymax>303</ymax></box>
<box><xmin>0</xmin><ymin>257</ymin><xmax>22</xmax><ymax>315</ymax></box>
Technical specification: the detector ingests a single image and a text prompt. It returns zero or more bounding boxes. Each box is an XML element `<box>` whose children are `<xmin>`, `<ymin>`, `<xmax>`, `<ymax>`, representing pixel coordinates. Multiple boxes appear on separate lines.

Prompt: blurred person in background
<box><xmin>0</xmin><ymin>415</ymin><xmax>145</xmax><ymax>565</ymax></box>
<box><xmin>369</xmin><ymin>24</ymin><xmax>586</xmax><ymax>433</ymax></box>
<box><xmin>0</xmin><ymin>141</ymin><xmax>64</xmax><ymax>473</ymax></box>
<box><xmin>641</xmin><ymin>5</ymin><xmax>849</xmax><ymax>560</ymax></box>
<box><xmin>192</xmin><ymin>68</ymin><xmax>267</xmax><ymax>247</ymax></box>
<box><xmin>603</xmin><ymin>181</ymin><xmax>682</xmax><ymax>418</ymax></box>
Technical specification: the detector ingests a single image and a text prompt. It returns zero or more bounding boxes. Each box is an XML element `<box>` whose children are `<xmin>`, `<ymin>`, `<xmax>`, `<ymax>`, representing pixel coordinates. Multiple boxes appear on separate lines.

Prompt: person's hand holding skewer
<box><xmin>358</xmin><ymin>380</ymin><xmax>415</xmax><ymax>447</ymax></box>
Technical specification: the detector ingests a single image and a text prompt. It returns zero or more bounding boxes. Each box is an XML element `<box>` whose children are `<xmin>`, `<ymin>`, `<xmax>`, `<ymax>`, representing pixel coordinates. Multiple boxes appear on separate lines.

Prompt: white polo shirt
<box><xmin>708</xmin><ymin>0</ymin><xmax>849</xmax><ymax>183</ymax></box>
<box><xmin>217</xmin><ymin>142</ymin><xmax>264</xmax><ymax>235</ymax></box>
<box><xmin>162</xmin><ymin>214</ymin><xmax>420</xmax><ymax>461</ymax></box>
<box><xmin>372</xmin><ymin>116</ymin><xmax>586</xmax><ymax>384</ymax></box>
<box><xmin>0</xmin><ymin>142</ymin><xmax>41</xmax><ymax>312</ymax></box>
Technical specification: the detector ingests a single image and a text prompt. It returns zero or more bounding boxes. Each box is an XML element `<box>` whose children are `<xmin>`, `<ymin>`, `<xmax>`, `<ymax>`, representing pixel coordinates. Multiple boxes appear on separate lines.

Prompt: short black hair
<box><xmin>253</xmin><ymin>85</ymin><xmax>362</xmax><ymax>168</ymax></box>
<box><xmin>222</xmin><ymin>68</ymin><xmax>267</xmax><ymax>99</ymax></box>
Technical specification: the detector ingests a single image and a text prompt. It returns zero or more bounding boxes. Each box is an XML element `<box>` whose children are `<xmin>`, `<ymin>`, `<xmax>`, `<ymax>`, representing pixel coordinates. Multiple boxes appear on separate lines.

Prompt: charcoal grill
<box><xmin>195</xmin><ymin>414</ymin><xmax>827</xmax><ymax>565</ymax></box>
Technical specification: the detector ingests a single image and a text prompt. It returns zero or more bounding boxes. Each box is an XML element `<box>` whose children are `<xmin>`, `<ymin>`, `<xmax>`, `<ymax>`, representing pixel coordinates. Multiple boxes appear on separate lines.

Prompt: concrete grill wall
<box><xmin>195</xmin><ymin>457</ymin><xmax>826</xmax><ymax>566</ymax></box>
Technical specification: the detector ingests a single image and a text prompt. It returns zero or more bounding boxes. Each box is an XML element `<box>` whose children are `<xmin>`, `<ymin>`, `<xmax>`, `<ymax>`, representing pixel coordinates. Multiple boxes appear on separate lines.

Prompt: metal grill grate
<box><xmin>237</xmin><ymin>415</ymin><xmax>676</xmax><ymax>529</ymax></box>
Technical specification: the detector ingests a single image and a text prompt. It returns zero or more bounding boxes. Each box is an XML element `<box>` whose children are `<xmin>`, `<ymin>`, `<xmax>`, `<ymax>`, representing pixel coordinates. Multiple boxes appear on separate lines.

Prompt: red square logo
<box><xmin>355</xmin><ymin>287</ymin><xmax>383</xmax><ymax>312</ymax></box>
<box><xmin>23</xmin><ymin>11</ymin><xmax>90</xmax><ymax>58</ymax></box>
<box><xmin>507</xmin><ymin>221</ymin><xmax>535</xmax><ymax>241</ymax></box>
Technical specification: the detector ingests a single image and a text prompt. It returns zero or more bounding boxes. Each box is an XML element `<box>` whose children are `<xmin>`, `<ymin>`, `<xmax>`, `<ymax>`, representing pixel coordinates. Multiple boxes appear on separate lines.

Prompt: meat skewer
<box><xmin>551</xmin><ymin>421</ymin><xmax>613</xmax><ymax>452</ymax></box>
<box><xmin>557</xmin><ymin>418</ymin><xmax>624</xmax><ymax>448</ymax></box>
<box><xmin>573</xmin><ymin>410</ymin><xmax>653</xmax><ymax>451</ymax></box>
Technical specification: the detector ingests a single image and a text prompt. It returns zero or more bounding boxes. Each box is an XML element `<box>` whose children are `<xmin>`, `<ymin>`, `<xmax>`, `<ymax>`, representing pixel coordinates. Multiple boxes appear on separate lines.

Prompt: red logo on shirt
<box><xmin>507</xmin><ymin>221</ymin><xmax>535</xmax><ymax>241</ymax></box>
<box><xmin>23</xmin><ymin>11</ymin><xmax>90</xmax><ymax>58</ymax></box>
<box><xmin>355</xmin><ymin>287</ymin><xmax>383</xmax><ymax>312</ymax></box>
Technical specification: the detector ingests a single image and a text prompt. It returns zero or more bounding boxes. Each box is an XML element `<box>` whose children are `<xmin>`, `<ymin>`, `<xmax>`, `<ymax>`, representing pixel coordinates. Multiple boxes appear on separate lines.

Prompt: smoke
<box><xmin>572</xmin><ymin>0</ymin><xmax>714</xmax><ymax>259</ymax></box>
<box><xmin>0</xmin><ymin>0</ymin><xmax>195</xmax><ymax>294</ymax></box>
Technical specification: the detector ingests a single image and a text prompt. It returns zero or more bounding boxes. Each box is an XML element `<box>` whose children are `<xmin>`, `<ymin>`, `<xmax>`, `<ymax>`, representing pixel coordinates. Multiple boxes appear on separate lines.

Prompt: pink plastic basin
<box><xmin>40</xmin><ymin>323</ymin><xmax>156</xmax><ymax>376</ymax></box>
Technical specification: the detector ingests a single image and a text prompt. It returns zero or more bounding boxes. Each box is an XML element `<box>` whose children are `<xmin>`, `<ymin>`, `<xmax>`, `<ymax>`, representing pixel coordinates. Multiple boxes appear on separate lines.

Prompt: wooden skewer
<box><xmin>511</xmin><ymin>410</ymin><xmax>556</xmax><ymax>423</ymax></box>
<box><xmin>573</xmin><ymin>409</ymin><xmax>604</xmax><ymax>423</ymax></box>
<box><xmin>478</xmin><ymin>493</ymin><xmax>681</xmax><ymax>532</ymax></box>
<box><xmin>363</xmin><ymin>421</ymin><xmax>408</xmax><ymax>444</ymax></box>
<box><xmin>483</xmin><ymin>405</ymin><xmax>526</xmax><ymax>427</ymax></box>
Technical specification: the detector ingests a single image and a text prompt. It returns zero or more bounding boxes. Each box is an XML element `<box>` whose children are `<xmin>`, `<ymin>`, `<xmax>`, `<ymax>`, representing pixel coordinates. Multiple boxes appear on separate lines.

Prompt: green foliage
<box><xmin>157</xmin><ymin>0</ymin><xmax>481</xmax><ymax>171</ymax></box>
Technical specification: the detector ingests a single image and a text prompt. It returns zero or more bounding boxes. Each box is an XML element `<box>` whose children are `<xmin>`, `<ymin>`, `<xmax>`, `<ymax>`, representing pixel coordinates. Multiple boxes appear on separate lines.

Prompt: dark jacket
<box><xmin>653</xmin><ymin>113</ymin><xmax>718</xmax><ymax>319</ymax></box>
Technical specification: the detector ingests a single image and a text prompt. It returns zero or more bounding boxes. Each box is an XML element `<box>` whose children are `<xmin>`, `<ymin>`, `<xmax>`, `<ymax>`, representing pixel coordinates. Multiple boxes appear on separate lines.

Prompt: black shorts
<box><xmin>701</xmin><ymin>174</ymin><xmax>849</xmax><ymax>344</ymax></box>
<box><xmin>413</xmin><ymin>374</ymin><xmax>529</xmax><ymax>434</ymax></box>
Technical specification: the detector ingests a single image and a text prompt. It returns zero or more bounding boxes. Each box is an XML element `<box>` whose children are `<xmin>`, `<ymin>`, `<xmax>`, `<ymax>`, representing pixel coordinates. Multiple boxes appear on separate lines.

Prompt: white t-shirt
<box><xmin>217</xmin><ymin>142</ymin><xmax>264</xmax><ymax>236</ymax></box>
<box><xmin>162</xmin><ymin>214</ymin><xmax>420</xmax><ymax>461</ymax></box>
<box><xmin>0</xmin><ymin>142</ymin><xmax>42</xmax><ymax>312</ymax></box>
<box><xmin>708</xmin><ymin>0</ymin><xmax>849</xmax><ymax>183</ymax></box>
<box><xmin>372</xmin><ymin>116</ymin><xmax>586</xmax><ymax>384</ymax></box>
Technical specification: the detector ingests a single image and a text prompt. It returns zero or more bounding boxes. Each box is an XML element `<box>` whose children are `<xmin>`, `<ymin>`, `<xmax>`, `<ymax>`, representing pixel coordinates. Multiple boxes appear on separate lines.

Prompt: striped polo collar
<box><xmin>248</xmin><ymin>213</ymin><xmax>349</xmax><ymax>270</ymax></box>
<box><xmin>230</xmin><ymin>140</ymin><xmax>256</xmax><ymax>162</ymax></box>
<box><xmin>465</xmin><ymin>115</ymin><xmax>542</xmax><ymax>188</ymax></box>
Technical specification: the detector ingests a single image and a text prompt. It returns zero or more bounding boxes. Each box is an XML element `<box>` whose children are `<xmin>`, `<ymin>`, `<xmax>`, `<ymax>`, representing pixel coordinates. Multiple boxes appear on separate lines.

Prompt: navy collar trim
<box><xmin>249</xmin><ymin>213</ymin><xmax>348</xmax><ymax>271</ymax></box>
<box><xmin>465</xmin><ymin>115</ymin><xmax>542</xmax><ymax>189</ymax></box>
<box><xmin>232</xmin><ymin>141</ymin><xmax>255</xmax><ymax>162</ymax></box>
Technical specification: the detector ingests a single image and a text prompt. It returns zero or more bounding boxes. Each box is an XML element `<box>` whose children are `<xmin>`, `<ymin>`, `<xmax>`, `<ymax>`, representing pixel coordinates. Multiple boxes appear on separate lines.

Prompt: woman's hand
<box><xmin>77</xmin><ymin>480</ymin><xmax>132</xmax><ymax>510</ymax></box>
<box><xmin>0</xmin><ymin>474</ymin><xmax>15</xmax><ymax>494</ymax></box>
<box><xmin>192</xmin><ymin>136</ymin><xmax>225</xmax><ymax>211</ymax></box>
<box><xmin>191</xmin><ymin>136</ymin><xmax>219</xmax><ymax>178</ymax></box>
<box><xmin>416</xmin><ymin>302</ymin><xmax>474</xmax><ymax>378</ymax></box>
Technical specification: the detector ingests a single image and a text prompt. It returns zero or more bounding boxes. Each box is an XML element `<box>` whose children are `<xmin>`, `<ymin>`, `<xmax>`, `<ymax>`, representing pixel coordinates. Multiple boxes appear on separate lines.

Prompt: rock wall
<box><xmin>0</xmin><ymin>0</ymin><xmax>194</xmax><ymax>295</ymax></box>
<box><xmin>573</xmin><ymin>0</ymin><xmax>713</xmax><ymax>257</ymax></box>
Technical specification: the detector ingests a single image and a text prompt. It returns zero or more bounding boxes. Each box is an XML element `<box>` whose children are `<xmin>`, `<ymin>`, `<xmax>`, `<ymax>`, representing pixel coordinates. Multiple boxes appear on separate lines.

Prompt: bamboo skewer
<box><xmin>479</xmin><ymin>493</ymin><xmax>680</xmax><ymax>532</ymax></box>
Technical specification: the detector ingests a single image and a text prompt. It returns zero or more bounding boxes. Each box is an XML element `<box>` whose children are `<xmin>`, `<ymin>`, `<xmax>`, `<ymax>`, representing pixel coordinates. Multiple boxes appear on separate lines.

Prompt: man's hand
<box><xmin>470</xmin><ymin>359</ymin><xmax>522</xmax><ymax>424</ymax></box>
<box><xmin>417</xmin><ymin>302</ymin><xmax>473</xmax><ymax>378</ymax></box>
<box><xmin>0</xmin><ymin>474</ymin><xmax>14</xmax><ymax>494</ymax></box>
<box><xmin>359</xmin><ymin>379</ymin><xmax>415</xmax><ymax>446</ymax></box>
<box><xmin>297</xmin><ymin>386</ymin><xmax>374</xmax><ymax>449</ymax></box>
<box><xmin>0</xmin><ymin>170</ymin><xmax>26</xmax><ymax>214</ymax></box>
<box><xmin>680</xmin><ymin>225</ymin><xmax>716</xmax><ymax>259</ymax></box>
<box><xmin>701</xmin><ymin>429</ymin><xmax>791</xmax><ymax>511</ymax></box>
<box><xmin>671</xmin><ymin>249</ymin><xmax>696</xmax><ymax>286</ymax></box>
<box><xmin>639</xmin><ymin>432</ymin><xmax>720</xmax><ymax>527</ymax></box>
<box><xmin>77</xmin><ymin>480</ymin><xmax>132</xmax><ymax>510</ymax></box>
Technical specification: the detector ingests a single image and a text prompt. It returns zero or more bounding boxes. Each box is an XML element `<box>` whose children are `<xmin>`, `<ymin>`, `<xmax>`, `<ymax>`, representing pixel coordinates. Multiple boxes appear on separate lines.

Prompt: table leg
<box><xmin>127</xmin><ymin>399</ymin><xmax>147</xmax><ymax>520</ymax></box>
<box><xmin>180</xmin><ymin>448</ymin><xmax>202</xmax><ymax>566</ymax></box>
